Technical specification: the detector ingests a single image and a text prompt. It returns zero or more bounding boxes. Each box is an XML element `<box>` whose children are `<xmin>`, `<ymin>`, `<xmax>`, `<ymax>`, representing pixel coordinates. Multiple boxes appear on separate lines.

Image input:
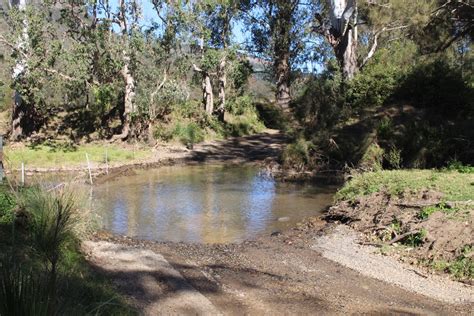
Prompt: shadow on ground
<box><xmin>188</xmin><ymin>131</ymin><xmax>288</xmax><ymax>163</ymax></box>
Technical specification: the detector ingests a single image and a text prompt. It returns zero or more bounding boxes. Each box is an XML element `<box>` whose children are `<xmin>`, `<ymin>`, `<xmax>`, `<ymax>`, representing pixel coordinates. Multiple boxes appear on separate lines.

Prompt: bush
<box><xmin>281</xmin><ymin>137</ymin><xmax>316</xmax><ymax>171</ymax></box>
<box><xmin>292</xmin><ymin>65</ymin><xmax>346</xmax><ymax>130</ymax></box>
<box><xmin>225</xmin><ymin>96</ymin><xmax>266</xmax><ymax>137</ymax></box>
<box><xmin>359</xmin><ymin>143</ymin><xmax>384</xmax><ymax>171</ymax></box>
<box><xmin>347</xmin><ymin>61</ymin><xmax>400</xmax><ymax>109</ymax></box>
<box><xmin>395</xmin><ymin>59</ymin><xmax>473</xmax><ymax>116</ymax></box>
<box><xmin>227</xmin><ymin>95</ymin><xmax>253</xmax><ymax>116</ymax></box>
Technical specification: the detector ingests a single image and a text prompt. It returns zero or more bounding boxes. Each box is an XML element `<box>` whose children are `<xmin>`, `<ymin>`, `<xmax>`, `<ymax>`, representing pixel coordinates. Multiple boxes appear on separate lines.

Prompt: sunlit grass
<box><xmin>336</xmin><ymin>169</ymin><xmax>474</xmax><ymax>202</ymax></box>
<box><xmin>4</xmin><ymin>144</ymin><xmax>152</xmax><ymax>169</ymax></box>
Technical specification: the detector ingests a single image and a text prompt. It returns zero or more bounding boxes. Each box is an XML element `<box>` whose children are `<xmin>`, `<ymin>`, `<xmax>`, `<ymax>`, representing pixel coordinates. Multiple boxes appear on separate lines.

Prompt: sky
<box><xmin>106</xmin><ymin>0</ymin><xmax>323</xmax><ymax>73</ymax></box>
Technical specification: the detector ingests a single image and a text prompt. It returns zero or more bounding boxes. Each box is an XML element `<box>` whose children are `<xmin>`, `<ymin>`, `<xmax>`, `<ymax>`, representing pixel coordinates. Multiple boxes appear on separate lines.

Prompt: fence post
<box><xmin>86</xmin><ymin>153</ymin><xmax>93</xmax><ymax>185</ymax></box>
<box><xmin>105</xmin><ymin>149</ymin><xmax>109</xmax><ymax>175</ymax></box>
<box><xmin>0</xmin><ymin>136</ymin><xmax>3</xmax><ymax>182</ymax></box>
<box><xmin>21</xmin><ymin>162</ymin><xmax>25</xmax><ymax>186</ymax></box>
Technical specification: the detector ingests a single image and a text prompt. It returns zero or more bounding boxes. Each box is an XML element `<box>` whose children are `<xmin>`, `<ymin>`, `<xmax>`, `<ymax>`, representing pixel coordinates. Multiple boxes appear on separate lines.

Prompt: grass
<box><xmin>0</xmin><ymin>184</ymin><xmax>136</xmax><ymax>315</ymax></box>
<box><xmin>336</xmin><ymin>169</ymin><xmax>474</xmax><ymax>202</ymax></box>
<box><xmin>430</xmin><ymin>245</ymin><xmax>474</xmax><ymax>280</ymax></box>
<box><xmin>418</xmin><ymin>202</ymin><xmax>461</xmax><ymax>220</ymax></box>
<box><xmin>4</xmin><ymin>143</ymin><xmax>152</xmax><ymax>169</ymax></box>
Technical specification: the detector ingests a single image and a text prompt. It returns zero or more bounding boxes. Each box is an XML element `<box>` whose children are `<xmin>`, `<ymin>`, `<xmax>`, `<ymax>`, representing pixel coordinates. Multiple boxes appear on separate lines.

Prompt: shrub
<box><xmin>395</xmin><ymin>59</ymin><xmax>473</xmax><ymax>116</ymax></box>
<box><xmin>359</xmin><ymin>143</ymin><xmax>384</xmax><ymax>171</ymax></box>
<box><xmin>281</xmin><ymin>138</ymin><xmax>316</xmax><ymax>171</ymax></box>
<box><xmin>347</xmin><ymin>61</ymin><xmax>400</xmax><ymax>109</ymax></box>
<box><xmin>227</xmin><ymin>95</ymin><xmax>253</xmax><ymax>116</ymax></box>
<box><xmin>384</xmin><ymin>145</ymin><xmax>402</xmax><ymax>169</ymax></box>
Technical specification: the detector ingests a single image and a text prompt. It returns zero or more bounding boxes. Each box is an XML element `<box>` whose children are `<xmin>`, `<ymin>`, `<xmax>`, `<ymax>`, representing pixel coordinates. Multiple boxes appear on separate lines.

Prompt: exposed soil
<box><xmin>326</xmin><ymin>190</ymin><xmax>473</xmax><ymax>282</ymax></box>
<box><xmin>85</xmin><ymin>218</ymin><xmax>473</xmax><ymax>315</ymax></box>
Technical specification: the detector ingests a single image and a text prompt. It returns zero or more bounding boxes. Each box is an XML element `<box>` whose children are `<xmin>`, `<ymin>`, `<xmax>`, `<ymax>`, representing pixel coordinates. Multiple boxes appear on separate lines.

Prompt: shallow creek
<box><xmin>92</xmin><ymin>165</ymin><xmax>336</xmax><ymax>243</ymax></box>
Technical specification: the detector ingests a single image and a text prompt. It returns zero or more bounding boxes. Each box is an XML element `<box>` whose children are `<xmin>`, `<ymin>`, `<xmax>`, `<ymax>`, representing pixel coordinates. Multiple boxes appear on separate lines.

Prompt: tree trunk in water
<box><xmin>273</xmin><ymin>1</ymin><xmax>293</xmax><ymax>110</ymax></box>
<box><xmin>10</xmin><ymin>0</ymin><xmax>28</xmax><ymax>141</ymax></box>
<box><xmin>328</xmin><ymin>0</ymin><xmax>358</xmax><ymax>80</ymax></box>
<box><xmin>216</xmin><ymin>55</ymin><xmax>226</xmax><ymax>122</ymax></box>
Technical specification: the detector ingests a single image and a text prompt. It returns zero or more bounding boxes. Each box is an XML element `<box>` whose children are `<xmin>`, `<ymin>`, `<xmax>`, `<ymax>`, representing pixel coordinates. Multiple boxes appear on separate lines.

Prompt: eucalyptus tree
<box><xmin>204</xmin><ymin>0</ymin><xmax>240</xmax><ymax>121</ymax></box>
<box><xmin>0</xmin><ymin>0</ymin><xmax>83</xmax><ymax>140</ymax></box>
<box><xmin>419</xmin><ymin>0</ymin><xmax>473</xmax><ymax>53</ymax></box>
<box><xmin>313</xmin><ymin>0</ymin><xmax>434</xmax><ymax>81</ymax></box>
<box><xmin>1</xmin><ymin>0</ymin><xmax>30</xmax><ymax>140</ymax></box>
<box><xmin>188</xmin><ymin>0</ymin><xmax>217</xmax><ymax>115</ymax></box>
<box><xmin>240</xmin><ymin>0</ymin><xmax>312</xmax><ymax>110</ymax></box>
<box><xmin>107</xmin><ymin>0</ymin><xmax>141</xmax><ymax>140</ymax></box>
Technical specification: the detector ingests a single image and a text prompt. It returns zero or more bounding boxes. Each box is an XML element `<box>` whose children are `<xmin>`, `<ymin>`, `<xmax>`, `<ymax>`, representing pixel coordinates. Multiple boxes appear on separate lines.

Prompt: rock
<box><xmin>277</xmin><ymin>217</ymin><xmax>290</xmax><ymax>222</ymax></box>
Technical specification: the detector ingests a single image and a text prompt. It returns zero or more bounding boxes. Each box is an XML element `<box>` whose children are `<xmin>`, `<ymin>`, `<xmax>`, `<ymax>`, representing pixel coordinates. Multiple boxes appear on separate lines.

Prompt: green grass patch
<box><xmin>4</xmin><ymin>143</ymin><xmax>152</xmax><ymax>169</ymax></box>
<box><xmin>336</xmin><ymin>169</ymin><xmax>474</xmax><ymax>202</ymax></box>
<box><xmin>418</xmin><ymin>202</ymin><xmax>460</xmax><ymax>220</ymax></box>
<box><xmin>431</xmin><ymin>245</ymin><xmax>474</xmax><ymax>280</ymax></box>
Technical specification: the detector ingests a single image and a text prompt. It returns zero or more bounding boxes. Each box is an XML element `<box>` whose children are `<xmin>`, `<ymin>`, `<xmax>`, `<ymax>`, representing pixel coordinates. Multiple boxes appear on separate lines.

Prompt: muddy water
<box><xmin>93</xmin><ymin>165</ymin><xmax>335</xmax><ymax>243</ymax></box>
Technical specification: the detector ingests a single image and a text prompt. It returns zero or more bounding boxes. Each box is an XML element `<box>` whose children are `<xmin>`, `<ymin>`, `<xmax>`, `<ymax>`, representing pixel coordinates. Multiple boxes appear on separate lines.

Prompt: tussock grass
<box><xmin>0</xmin><ymin>184</ymin><xmax>135</xmax><ymax>315</ymax></box>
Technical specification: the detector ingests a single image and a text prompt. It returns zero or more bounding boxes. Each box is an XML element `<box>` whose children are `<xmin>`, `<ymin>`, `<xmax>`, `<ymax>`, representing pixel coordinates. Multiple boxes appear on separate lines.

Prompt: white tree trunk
<box><xmin>217</xmin><ymin>54</ymin><xmax>226</xmax><ymax>121</ymax></box>
<box><xmin>10</xmin><ymin>0</ymin><xmax>28</xmax><ymax>141</ymax></box>
<box><xmin>329</xmin><ymin>0</ymin><xmax>358</xmax><ymax>80</ymax></box>
<box><xmin>113</xmin><ymin>0</ymin><xmax>136</xmax><ymax>141</ymax></box>
<box><xmin>204</xmin><ymin>73</ymin><xmax>214</xmax><ymax>115</ymax></box>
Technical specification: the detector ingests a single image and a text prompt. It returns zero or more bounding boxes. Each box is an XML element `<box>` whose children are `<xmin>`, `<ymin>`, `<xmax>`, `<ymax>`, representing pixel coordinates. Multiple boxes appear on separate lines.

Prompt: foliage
<box><xmin>444</xmin><ymin>161</ymin><xmax>474</xmax><ymax>174</ymax></box>
<box><xmin>224</xmin><ymin>97</ymin><xmax>266</xmax><ymax>137</ymax></box>
<box><xmin>175</xmin><ymin>122</ymin><xmax>205</xmax><ymax>147</ymax></box>
<box><xmin>359</xmin><ymin>143</ymin><xmax>384</xmax><ymax>171</ymax></box>
<box><xmin>403</xmin><ymin>228</ymin><xmax>427</xmax><ymax>248</ymax></box>
<box><xmin>292</xmin><ymin>61</ymin><xmax>349</xmax><ymax>132</ymax></box>
<box><xmin>281</xmin><ymin>137</ymin><xmax>316</xmax><ymax>171</ymax></box>
<box><xmin>0</xmin><ymin>188</ymin><xmax>16</xmax><ymax>224</ymax></box>
<box><xmin>394</xmin><ymin>59</ymin><xmax>474</xmax><ymax>116</ymax></box>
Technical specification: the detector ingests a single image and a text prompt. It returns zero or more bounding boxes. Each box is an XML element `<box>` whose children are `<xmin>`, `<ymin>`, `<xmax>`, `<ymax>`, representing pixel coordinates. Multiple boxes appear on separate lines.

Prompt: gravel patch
<box><xmin>311</xmin><ymin>225</ymin><xmax>474</xmax><ymax>304</ymax></box>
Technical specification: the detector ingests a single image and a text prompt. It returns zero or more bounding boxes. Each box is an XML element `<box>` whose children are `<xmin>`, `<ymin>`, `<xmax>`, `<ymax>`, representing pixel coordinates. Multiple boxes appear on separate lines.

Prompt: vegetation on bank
<box><xmin>336</xmin><ymin>168</ymin><xmax>474</xmax><ymax>203</ymax></box>
<box><xmin>4</xmin><ymin>143</ymin><xmax>151</xmax><ymax>169</ymax></box>
<box><xmin>331</xmin><ymin>167</ymin><xmax>473</xmax><ymax>281</ymax></box>
<box><xmin>0</xmin><ymin>184</ymin><xmax>135</xmax><ymax>315</ymax></box>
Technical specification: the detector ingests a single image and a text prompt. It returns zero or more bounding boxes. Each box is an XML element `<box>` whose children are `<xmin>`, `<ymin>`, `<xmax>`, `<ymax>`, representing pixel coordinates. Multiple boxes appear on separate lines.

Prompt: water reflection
<box><xmin>93</xmin><ymin>165</ymin><xmax>335</xmax><ymax>243</ymax></box>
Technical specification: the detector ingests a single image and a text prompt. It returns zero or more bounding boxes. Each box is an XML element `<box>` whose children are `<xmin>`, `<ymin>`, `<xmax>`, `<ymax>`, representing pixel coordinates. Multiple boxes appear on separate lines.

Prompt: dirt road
<box><xmin>84</xmin><ymin>218</ymin><xmax>473</xmax><ymax>315</ymax></box>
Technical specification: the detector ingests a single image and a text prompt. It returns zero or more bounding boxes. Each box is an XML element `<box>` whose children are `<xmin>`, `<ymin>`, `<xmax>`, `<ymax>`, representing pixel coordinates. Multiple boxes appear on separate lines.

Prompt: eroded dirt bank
<box><xmin>84</xmin><ymin>217</ymin><xmax>473</xmax><ymax>315</ymax></box>
<box><xmin>327</xmin><ymin>190</ymin><xmax>473</xmax><ymax>284</ymax></box>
